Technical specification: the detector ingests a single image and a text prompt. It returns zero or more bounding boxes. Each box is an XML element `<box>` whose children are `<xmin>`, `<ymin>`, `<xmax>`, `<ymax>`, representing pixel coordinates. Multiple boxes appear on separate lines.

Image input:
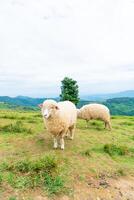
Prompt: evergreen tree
<box><xmin>60</xmin><ymin>77</ymin><xmax>80</xmax><ymax>105</ymax></box>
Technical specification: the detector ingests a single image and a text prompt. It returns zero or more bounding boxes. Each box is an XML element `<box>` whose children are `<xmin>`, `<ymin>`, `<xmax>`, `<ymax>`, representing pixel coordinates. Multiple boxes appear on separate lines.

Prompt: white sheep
<box><xmin>39</xmin><ymin>100</ymin><xmax>77</xmax><ymax>150</ymax></box>
<box><xmin>77</xmin><ymin>103</ymin><xmax>111</xmax><ymax>130</ymax></box>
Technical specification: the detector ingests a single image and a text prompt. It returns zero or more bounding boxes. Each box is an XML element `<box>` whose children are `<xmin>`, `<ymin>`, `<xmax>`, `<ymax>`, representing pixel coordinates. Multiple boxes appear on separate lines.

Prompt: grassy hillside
<box><xmin>0</xmin><ymin>110</ymin><xmax>133</xmax><ymax>199</ymax></box>
<box><xmin>0</xmin><ymin>96</ymin><xmax>134</xmax><ymax>116</ymax></box>
<box><xmin>0</xmin><ymin>96</ymin><xmax>46</xmax><ymax>107</ymax></box>
<box><xmin>78</xmin><ymin>97</ymin><xmax>134</xmax><ymax>116</ymax></box>
<box><xmin>105</xmin><ymin>97</ymin><xmax>134</xmax><ymax>116</ymax></box>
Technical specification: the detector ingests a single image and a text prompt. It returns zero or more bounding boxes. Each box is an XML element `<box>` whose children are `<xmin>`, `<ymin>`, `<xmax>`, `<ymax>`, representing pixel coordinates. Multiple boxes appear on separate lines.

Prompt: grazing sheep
<box><xmin>39</xmin><ymin>100</ymin><xmax>77</xmax><ymax>150</ymax></box>
<box><xmin>77</xmin><ymin>103</ymin><xmax>111</xmax><ymax>130</ymax></box>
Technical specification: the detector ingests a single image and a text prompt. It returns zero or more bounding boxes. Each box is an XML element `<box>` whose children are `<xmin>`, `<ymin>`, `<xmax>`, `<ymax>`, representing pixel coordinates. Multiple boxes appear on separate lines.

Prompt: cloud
<box><xmin>0</xmin><ymin>0</ymin><xmax>134</xmax><ymax>97</ymax></box>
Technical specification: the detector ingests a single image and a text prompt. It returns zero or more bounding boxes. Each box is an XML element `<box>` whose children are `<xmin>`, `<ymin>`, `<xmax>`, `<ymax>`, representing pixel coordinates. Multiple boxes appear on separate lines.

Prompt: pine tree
<box><xmin>60</xmin><ymin>77</ymin><xmax>80</xmax><ymax>105</ymax></box>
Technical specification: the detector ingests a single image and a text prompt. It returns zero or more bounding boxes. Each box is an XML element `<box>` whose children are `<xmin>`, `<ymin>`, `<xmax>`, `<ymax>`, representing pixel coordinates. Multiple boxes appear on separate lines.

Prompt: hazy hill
<box><xmin>82</xmin><ymin>90</ymin><xmax>134</xmax><ymax>101</ymax></box>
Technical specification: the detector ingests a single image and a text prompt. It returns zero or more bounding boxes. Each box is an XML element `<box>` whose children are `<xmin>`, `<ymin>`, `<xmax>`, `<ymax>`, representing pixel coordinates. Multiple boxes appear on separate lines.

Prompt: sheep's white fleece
<box><xmin>77</xmin><ymin>103</ymin><xmax>111</xmax><ymax>129</ymax></box>
<box><xmin>43</xmin><ymin>101</ymin><xmax>77</xmax><ymax>136</ymax></box>
<box><xmin>41</xmin><ymin>100</ymin><xmax>77</xmax><ymax>149</ymax></box>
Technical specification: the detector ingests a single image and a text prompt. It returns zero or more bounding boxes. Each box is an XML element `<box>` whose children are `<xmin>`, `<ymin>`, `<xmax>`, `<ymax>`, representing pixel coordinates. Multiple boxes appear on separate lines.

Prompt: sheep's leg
<box><xmin>53</xmin><ymin>137</ymin><xmax>58</xmax><ymax>149</ymax></box>
<box><xmin>65</xmin><ymin>130</ymin><xmax>69</xmax><ymax>138</ymax></box>
<box><xmin>104</xmin><ymin>122</ymin><xmax>107</xmax><ymax>129</ymax></box>
<box><xmin>68</xmin><ymin>125</ymin><xmax>75</xmax><ymax>140</ymax></box>
<box><xmin>105</xmin><ymin>121</ymin><xmax>112</xmax><ymax>130</ymax></box>
<box><xmin>108</xmin><ymin>121</ymin><xmax>112</xmax><ymax>130</ymax></box>
<box><xmin>60</xmin><ymin>137</ymin><xmax>65</xmax><ymax>150</ymax></box>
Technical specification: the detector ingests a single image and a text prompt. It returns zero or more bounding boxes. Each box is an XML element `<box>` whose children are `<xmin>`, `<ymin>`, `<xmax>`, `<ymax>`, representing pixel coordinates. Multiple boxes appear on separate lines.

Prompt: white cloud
<box><xmin>0</xmin><ymin>0</ymin><xmax>134</xmax><ymax>97</ymax></box>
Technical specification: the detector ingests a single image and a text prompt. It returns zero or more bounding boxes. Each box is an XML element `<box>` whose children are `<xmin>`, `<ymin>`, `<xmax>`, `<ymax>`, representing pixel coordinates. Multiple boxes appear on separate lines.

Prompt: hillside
<box><xmin>0</xmin><ymin>96</ymin><xmax>46</xmax><ymax>107</ymax></box>
<box><xmin>105</xmin><ymin>97</ymin><xmax>134</xmax><ymax>116</ymax></box>
<box><xmin>0</xmin><ymin>110</ymin><xmax>133</xmax><ymax>199</ymax></box>
<box><xmin>78</xmin><ymin>97</ymin><xmax>134</xmax><ymax>116</ymax></box>
<box><xmin>0</xmin><ymin>96</ymin><xmax>134</xmax><ymax>116</ymax></box>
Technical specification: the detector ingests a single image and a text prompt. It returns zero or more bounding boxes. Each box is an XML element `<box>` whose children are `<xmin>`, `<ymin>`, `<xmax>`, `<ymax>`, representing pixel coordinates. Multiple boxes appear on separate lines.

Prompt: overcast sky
<box><xmin>0</xmin><ymin>0</ymin><xmax>134</xmax><ymax>97</ymax></box>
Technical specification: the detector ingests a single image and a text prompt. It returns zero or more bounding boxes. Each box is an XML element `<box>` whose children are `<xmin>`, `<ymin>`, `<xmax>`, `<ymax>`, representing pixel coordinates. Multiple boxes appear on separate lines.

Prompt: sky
<box><xmin>0</xmin><ymin>0</ymin><xmax>134</xmax><ymax>97</ymax></box>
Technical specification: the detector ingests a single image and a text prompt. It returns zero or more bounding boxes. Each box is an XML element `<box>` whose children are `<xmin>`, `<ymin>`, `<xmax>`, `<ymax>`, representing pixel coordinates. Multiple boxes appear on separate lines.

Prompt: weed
<box><xmin>44</xmin><ymin>174</ymin><xmax>64</xmax><ymax>195</ymax></box>
<box><xmin>6</xmin><ymin>172</ymin><xmax>16</xmax><ymax>187</ymax></box>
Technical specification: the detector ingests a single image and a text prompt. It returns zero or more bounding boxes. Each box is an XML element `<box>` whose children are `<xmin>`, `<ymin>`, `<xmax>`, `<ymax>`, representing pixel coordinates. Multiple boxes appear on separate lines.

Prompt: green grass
<box><xmin>0</xmin><ymin>110</ymin><xmax>133</xmax><ymax>199</ymax></box>
<box><xmin>0</xmin><ymin>155</ymin><xmax>65</xmax><ymax>194</ymax></box>
<box><xmin>0</xmin><ymin>121</ymin><xmax>33</xmax><ymax>134</ymax></box>
<box><xmin>8</xmin><ymin>197</ymin><xmax>17</xmax><ymax>200</ymax></box>
<box><xmin>103</xmin><ymin>144</ymin><xmax>129</xmax><ymax>156</ymax></box>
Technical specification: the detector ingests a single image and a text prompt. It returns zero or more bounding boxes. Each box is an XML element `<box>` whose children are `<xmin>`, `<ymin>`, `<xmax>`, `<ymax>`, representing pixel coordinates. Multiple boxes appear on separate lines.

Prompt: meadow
<box><xmin>0</xmin><ymin>110</ymin><xmax>134</xmax><ymax>200</ymax></box>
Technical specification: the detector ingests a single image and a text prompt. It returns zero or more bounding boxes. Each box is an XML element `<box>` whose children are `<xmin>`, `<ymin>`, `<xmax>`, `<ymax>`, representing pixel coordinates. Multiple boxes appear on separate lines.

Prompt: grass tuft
<box><xmin>44</xmin><ymin>174</ymin><xmax>65</xmax><ymax>195</ymax></box>
<box><xmin>104</xmin><ymin>144</ymin><xmax>129</xmax><ymax>156</ymax></box>
<box><xmin>0</xmin><ymin>155</ymin><xmax>65</xmax><ymax>194</ymax></box>
<box><xmin>0</xmin><ymin>121</ymin><xmax>32</xmax><ymax>134</ymax></box>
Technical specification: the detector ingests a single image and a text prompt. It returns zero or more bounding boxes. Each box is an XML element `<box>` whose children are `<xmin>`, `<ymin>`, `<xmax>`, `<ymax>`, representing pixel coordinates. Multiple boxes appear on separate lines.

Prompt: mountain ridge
<box><xmin>81</xmin><ymin>90</ymin><xmax>134</xmax><ymax>101</ymax></box>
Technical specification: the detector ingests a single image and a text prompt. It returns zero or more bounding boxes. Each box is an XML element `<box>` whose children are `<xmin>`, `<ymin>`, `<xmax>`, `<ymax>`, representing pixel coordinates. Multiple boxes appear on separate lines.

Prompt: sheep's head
<box><xmin>39</xmin><ymin>100</ymin><xmax>59</xmax><ymax>119</ymax></box>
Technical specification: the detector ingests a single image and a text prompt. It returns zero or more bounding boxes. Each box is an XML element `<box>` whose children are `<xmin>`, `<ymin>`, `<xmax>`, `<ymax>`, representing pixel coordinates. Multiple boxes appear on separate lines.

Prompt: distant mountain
<box><xmin>82</xmin><ymin>90</ymin><xmax>134</xmax><ymax>101</ymax></box>
<box><xmin>0</xmin><ymin>93</ymin><xmax>134</xmax><ymax>115</ymax></box>
<box><xmin>0</xmin><ymin>96</ymin><xmax>46</xmax><ymax>107</ymax></box>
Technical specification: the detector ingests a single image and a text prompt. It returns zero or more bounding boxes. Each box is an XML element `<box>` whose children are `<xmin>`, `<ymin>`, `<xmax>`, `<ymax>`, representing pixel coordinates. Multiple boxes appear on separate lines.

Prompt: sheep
<box><xmin>77</xmin><ymin>103</ymin><xmax>111</xmax><ymax>130</ymax></box>
<box><xmin>39</xmin><ymin>100</ymin><xmax>77</xmax><ymax>150</ymax></box>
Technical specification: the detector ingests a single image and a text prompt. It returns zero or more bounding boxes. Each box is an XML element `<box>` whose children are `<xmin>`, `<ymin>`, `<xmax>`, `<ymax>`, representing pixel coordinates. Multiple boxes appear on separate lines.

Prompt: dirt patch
<box><xmin>72</xmin><ymin>176</ymin><xmax>134</xmax><ymax>200</ymax></box>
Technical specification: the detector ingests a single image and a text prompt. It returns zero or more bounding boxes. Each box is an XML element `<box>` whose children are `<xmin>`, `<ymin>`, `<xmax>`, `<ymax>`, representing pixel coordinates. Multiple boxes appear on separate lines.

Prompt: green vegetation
<box><xmin>0</xmin><ymin>121</ymin><xmax>33</xmax><ymax>134</ymax></box>
<box><xmin>8</xmin><ymin>197</ymin><xmax>17</xmax><ymax>200</ymax></box>
<box><xmin>60</xmin><ymin>77</ymin><xmax>80</xmax><ymax>105</ymax></box>
<box><xmin>105</xmin><ymin>97</ymin><xmax>134</xmax><ymax>115</ymax></box>
<box><xmin>0</xmin><ymin>110</ymin><xmax>133</xmax><ymax>199</ymax></box>
<box><xmin>103</xmin><ymin>144</ymin><xmax>129</xmax><ymax>156</ymax></box>
<box><xmin>79</xmin><ymin>97</ymin><xmax>134</xmax><ymax>116</ymax></box>
<box><xmin>0</xmin><ymin>96</ymin><xmax>134</xmax><ymax>116</ymax></box>
<box><xmin>0</xmin><ymin>155</ymin><xmax>65</xmax><ymax>194</ymax></box>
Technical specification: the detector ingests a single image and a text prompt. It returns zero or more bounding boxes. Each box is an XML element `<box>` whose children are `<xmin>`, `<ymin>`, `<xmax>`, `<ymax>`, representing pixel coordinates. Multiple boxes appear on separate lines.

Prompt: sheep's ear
<box><xmin>38</xmin><ymin>104</ymin><xmax>43</xmax><ymax>108</ymax></box>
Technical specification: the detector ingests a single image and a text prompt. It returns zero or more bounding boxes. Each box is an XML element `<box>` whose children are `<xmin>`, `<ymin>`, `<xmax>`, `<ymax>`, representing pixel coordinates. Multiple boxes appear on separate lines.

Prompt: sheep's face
<box><xmin>42</xmin><ymin>104</ymin><xmax>59</xmax><ymax>119</ymax></box>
